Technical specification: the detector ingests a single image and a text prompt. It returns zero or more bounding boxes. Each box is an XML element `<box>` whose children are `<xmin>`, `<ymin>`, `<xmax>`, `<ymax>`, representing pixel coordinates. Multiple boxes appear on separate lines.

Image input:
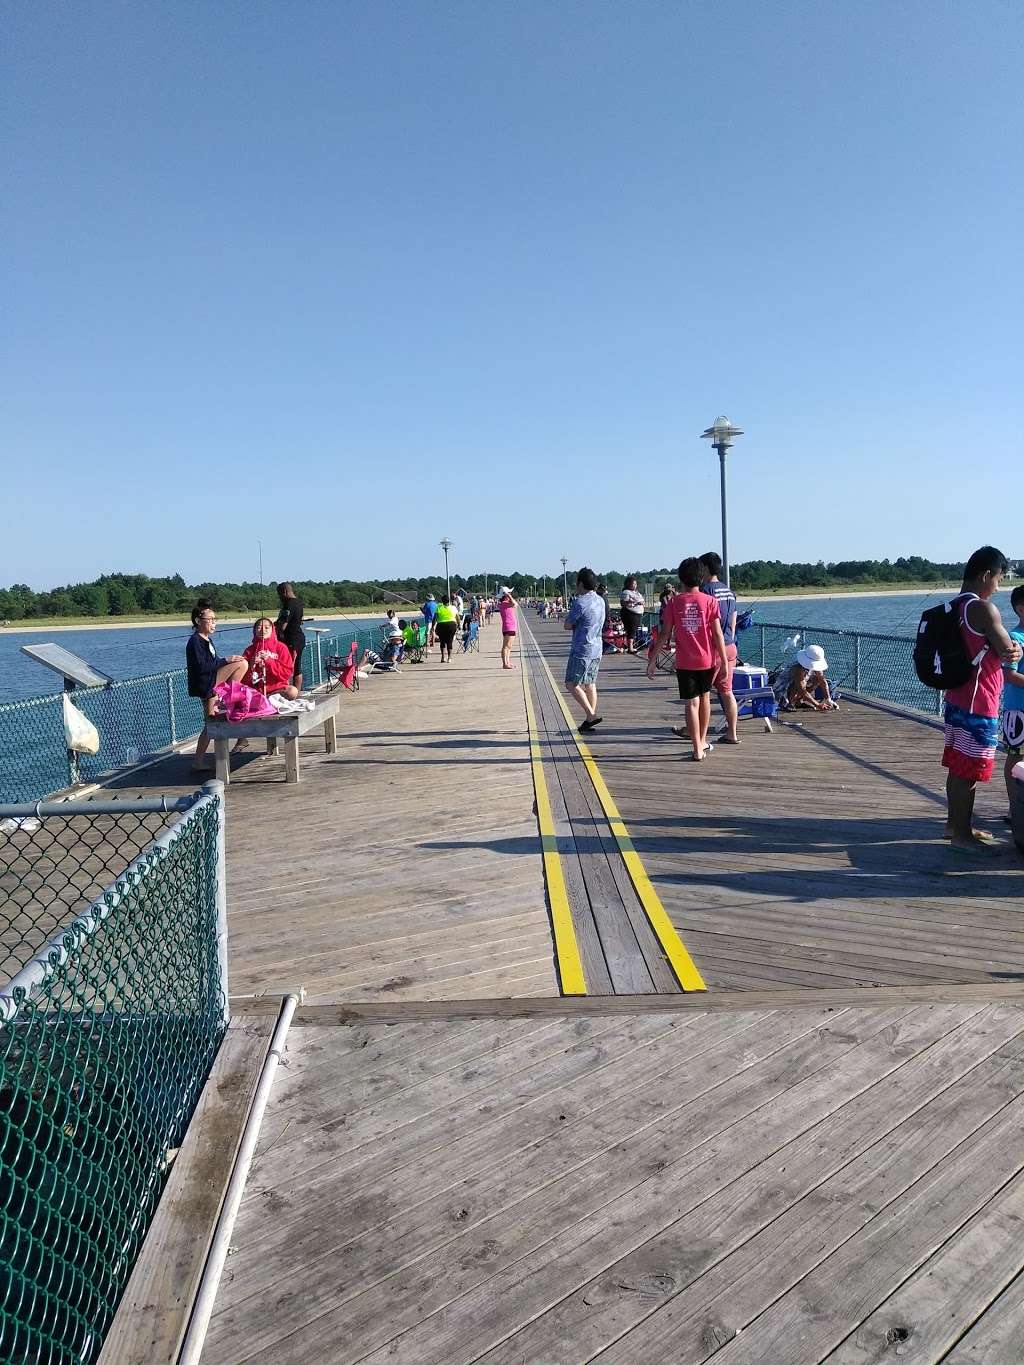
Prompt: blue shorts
<box><xmin>565</xmin><ymin>652</ymin><xmax>600</xmax><ymax>686</ymax></box>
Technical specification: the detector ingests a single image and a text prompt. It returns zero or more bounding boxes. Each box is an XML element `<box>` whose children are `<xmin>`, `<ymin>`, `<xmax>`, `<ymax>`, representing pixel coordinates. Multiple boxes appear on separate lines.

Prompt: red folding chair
<box><xmin>327</xmin><ymin>640</ymin><xmax>360</xmax><ymax>692</ymax></box>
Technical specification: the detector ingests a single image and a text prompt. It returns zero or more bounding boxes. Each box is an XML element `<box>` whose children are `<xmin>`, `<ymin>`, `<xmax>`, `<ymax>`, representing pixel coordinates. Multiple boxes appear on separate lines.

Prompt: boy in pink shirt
<box><xmin>647</xmin><ymin>557</ymin><xmax>729</xmax><ymax>761</ymax></box>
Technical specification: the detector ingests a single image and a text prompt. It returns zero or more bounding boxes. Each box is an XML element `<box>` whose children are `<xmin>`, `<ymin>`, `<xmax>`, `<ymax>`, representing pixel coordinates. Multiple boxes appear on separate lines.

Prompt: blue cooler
<box><xmin>731</xmin><ymin>665</ymin><xmax>776</xmax><ymax>720</ymax></box>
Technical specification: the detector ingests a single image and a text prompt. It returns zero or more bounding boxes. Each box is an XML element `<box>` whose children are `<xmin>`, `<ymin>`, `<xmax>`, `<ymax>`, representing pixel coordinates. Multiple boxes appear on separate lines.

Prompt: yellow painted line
<box><xmin>520</xmin><ymin>649</ymin><xmax>587</xmax><ymax>995</ymax></box>
<box><xmin>526</xmin><ymin>628</ymin><xmax>707</xmax><ymax>993</ymax></box>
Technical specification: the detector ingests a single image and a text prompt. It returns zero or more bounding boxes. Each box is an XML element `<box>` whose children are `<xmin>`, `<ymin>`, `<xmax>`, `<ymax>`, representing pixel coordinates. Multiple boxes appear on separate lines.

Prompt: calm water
<box><xmin>744</xmin><ymin>588</ymin><xmax>1017</xmax><ymax>638</ymax></box>
<box><xmin>1</xmin><ymin>592</ymin><xmax>1018</xmax><ymax>704</ymax></box>
<box><xmin>0</xmin><ymin>614</ymin><xmax>382</xmax><ymax>704</ymax></box>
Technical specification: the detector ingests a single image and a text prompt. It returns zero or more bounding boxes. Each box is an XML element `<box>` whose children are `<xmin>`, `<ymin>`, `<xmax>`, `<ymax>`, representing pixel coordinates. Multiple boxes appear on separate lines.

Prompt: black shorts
<box><xmin>502</xmin><ymin>630</ymin><xmax>516</xmax><ymax>638</ymax></box>
<box><xmin>621</xmin><ymin>608</ymin><xmax>642</xmax><ymax>639</ymax></box>
<box><xmin>436</xmin><ymin>621</ymin><xmax>458</xmax><ymax>645</ymax></box>
<box><xmin>676</xmin><ymin>667</ymin><xmax>716</xmax><ymax>700</ymax></box>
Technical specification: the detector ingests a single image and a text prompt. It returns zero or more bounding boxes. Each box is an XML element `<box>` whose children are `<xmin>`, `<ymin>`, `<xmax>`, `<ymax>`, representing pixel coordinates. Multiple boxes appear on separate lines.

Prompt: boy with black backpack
<box><xmin>919</xmin><ymin>547</ymin><xmax>1021</xmax><ymax>851</ymax></box>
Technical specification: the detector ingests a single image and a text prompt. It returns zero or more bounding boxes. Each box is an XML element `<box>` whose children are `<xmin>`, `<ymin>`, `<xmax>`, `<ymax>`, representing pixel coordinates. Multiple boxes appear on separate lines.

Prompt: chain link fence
<box><xmin>0</xmin><ymin>789</ymin><xmax>227</xmax><ymax>1364</ymax></box>
<box><xmin>752</xmin><ymin>622</ymin><xmax>935</xmax><ymax>715</ymax></box>
<box><xmin>1</xmin><ymin>621</ymin><xmax>386</xmax><ymax>805</ymax></box>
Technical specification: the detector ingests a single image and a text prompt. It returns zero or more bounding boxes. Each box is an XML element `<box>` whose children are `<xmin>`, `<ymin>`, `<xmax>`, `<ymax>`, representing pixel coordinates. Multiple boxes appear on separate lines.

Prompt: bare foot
<box><xmin>720</xmin><ymin>734</ymin><xmax>742</xmax><ymax>745</ymax></box>
<box><xmin>943</xmin><ymin>826</ymin><xmax>995</xmax><ymax>842</ymax></box>
<box><xmin>948</xmin><ymin>833</ymin><xmax>1000</xmax><ymax>854</ymax></box>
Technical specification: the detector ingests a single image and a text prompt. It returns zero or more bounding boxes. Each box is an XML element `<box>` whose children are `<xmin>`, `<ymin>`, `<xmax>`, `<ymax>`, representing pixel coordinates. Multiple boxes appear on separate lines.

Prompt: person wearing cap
<box><xmin>777</xmin><ymin>644</ymin><xmax>836</xmax><ymax>711</ymax></box>
<box><xmin>498</xmin><ymin>587</ymin><xmax>518</xmax><ymax>669</ymax></box>
<box><xmin>422</xmin><ymin>592</ymin><xmax>438</xmax><ymax>648</ymax></box>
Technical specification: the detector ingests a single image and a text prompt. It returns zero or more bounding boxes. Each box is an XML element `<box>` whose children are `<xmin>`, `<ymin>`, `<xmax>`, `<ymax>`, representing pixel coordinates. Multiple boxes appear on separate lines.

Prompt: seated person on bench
<box><xmin>242</xmin><ymin>618</ymin><xmax>300</xmax><ymax>698</ymax></box>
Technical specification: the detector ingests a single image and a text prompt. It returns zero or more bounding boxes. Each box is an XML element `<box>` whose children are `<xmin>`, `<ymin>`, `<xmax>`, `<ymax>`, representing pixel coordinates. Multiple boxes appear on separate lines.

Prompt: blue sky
<box><xmin>4</xmin><ymin>0</ymin><xmax>1022</xmax><ymax>589</ymax></box>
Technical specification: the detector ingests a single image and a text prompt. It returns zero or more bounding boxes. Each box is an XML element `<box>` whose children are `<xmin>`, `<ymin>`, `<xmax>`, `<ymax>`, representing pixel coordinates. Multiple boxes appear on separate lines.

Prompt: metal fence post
<box><xmin>854</xmin><ymin>635</ymin><xmax>861</xmax><ymax>692</ymax></box>
<box><xmin>203</xmin><ymin>779</ymin><xmax>230</xmax><ymax>1024</ymax></box>
<box><xmin>166</xmin><ymin>674</ymin><xmax>177</xmax><ymax>744</ymax></box>
<box><xmin>759</xmin><ymin>625</ymin><xmax>766</xmax><ymax>668</ymax></box>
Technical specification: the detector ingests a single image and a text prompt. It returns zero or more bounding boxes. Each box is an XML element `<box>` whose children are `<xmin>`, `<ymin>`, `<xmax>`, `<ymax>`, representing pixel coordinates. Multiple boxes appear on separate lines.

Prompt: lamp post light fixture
<box><xmin>560</xmin><ymin>556</ymin><xmax>568</xmax><ymax>603</ymax></box>
<box><xmin>439</xmin><ymin>538</ymin><xmax>453</xmax><ymax>599</ymax></box>
<box><xmin>700</xmin><ymin>415</ymin><xmax>744</xmax><ymax>585</ymax></box>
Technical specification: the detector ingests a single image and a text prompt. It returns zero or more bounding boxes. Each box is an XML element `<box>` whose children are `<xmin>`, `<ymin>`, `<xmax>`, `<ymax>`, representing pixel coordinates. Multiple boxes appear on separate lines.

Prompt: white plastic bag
<box><xmin>62</xmin><ymin>694</ymin><xmax>100</xmax><ymax>755</ymax></box>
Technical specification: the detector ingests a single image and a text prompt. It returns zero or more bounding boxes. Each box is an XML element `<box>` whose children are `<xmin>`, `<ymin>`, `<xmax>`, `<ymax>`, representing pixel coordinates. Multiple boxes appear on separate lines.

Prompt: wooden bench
<box><xmin>205</xmin><ymin>694</ymin><xmax>340</xmax><ymax>785</ymax></box>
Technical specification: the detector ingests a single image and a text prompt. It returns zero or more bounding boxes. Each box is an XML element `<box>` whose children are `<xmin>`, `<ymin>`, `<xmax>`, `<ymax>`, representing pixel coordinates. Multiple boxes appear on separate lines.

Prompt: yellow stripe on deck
<box><xmin>521</xmin><ymin>655</ymin><xmax>588</xmax><ymax>995</ymax></box>
<box><xmin>527</xmin><ymin>632</ymin><xmax>707</xmax><ymax>993</ymax></box>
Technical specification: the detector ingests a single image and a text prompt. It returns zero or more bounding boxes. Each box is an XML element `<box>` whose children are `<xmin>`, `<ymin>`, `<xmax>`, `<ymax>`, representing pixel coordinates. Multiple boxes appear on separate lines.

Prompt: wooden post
<box><xmin>324</xmin><ymin>715</ymin><xmax>337</xmax><ymax>755</ymax></box>
<box><xmin>284</xmin><ymin>738</ymin><xmax>300</xmax><ymax>783</ymax></box>
<box><xmin>214</xmin><ymin>738</ymin><xmax>231</xmax><ymax>786</ymax></box>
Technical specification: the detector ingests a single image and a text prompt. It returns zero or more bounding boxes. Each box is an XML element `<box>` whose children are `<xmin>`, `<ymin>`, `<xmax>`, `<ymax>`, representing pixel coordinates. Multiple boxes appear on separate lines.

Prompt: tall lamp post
<box><xmin>440</xmin><ymin>537</ymin><xmax>452</xmax><ymax>599</ymax></box>
<box><xmin>700</xmin><ymin>416</ymin><xmax>744</xmax><ymax>585</ymax></box>
<box><xmin>560</xmin><ymin>556</ymin><xmax>568</xmax><ymax>602</ymax></box>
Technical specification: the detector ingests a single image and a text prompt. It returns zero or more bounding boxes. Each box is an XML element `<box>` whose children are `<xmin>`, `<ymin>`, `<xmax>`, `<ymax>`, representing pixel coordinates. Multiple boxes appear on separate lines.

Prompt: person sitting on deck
<box><xmin>381</xmin><ymin>614</ymin><xmax>404</xmax><ymax>663</ymax></box>
<box><xmin>242</xmin><ymin>618</ymin><xmax>300</xmax><ymax>698</ymax></box>
<box><xmin>186</xmin><ymin>602</ymin><xmax>247</xmax><ymax>774</ymax></box>
<box><xmin>774</xmin><ymin>645</ymin><xmax>836</xmax><ymax>711</ymax></box>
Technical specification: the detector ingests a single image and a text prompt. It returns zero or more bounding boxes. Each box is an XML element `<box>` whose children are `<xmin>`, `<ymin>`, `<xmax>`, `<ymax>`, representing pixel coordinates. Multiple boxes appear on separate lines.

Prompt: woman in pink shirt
<box><xmin>647</xmin><ymin>557</ymin><xmax>729</xmax><ymax>761</ymax></box>
<box><xmin>498</xmin><ymin>588</ymin><xmax>518</xmax><ymax>669</ymax></box>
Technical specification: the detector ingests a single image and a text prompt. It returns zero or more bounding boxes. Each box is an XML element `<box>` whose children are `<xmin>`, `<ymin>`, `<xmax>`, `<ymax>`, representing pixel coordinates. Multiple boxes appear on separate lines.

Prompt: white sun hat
<box><xmin>796</xmin><ymin>644</ymin><xmax>828</xmax><ymax>672</ymax></box>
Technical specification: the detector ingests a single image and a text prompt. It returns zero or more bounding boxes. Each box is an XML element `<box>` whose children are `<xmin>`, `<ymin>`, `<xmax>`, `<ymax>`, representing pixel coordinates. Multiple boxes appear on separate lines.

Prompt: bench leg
<box><xmin>285</xmin><ymin>737</ymin><xmax>300</xmax><ymax>783</ymax></box>
<box><xmin>324</xmin><ymin>715</ymin><xmax>337</xmax><ymax>755</ymax></box>
<box><xmin>214</xmin><ymin>739</ymin><xmax>231</xmax><ymax>786</ymax></box>
<box><xmin>266</xmin><ymin>738</ymin><xmax>276</xmax><ymax>756</ymax></box>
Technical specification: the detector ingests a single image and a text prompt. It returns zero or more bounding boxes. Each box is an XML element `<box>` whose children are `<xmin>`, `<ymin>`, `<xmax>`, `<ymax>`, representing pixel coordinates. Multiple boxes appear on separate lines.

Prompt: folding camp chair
<box><xmin>325</xmin><ymin>640</ymin><xmax>359</xmax><ymax>692</ymax></box>
<box><xmin>459</xmin><ymin>620</ymin><xmax>480</xmax><ymax>652</ymax></box>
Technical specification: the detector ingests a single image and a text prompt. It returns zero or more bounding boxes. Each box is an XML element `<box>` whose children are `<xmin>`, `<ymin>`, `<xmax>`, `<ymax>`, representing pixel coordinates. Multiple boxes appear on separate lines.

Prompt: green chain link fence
<box><xmin>0</xmin><ymin>788</ymin><xmax>227</xmax><ymax>1364</ymax></box>
<box><xmin>1</xmin><ymin>622</ymin><xmax>384</xmax><ymax>805</ymax></box>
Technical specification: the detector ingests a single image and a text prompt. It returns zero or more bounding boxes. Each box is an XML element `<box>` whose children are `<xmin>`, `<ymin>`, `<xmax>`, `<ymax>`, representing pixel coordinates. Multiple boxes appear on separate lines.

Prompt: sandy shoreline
<box><xmin>0</xmin><ymin>584</ymin><xmax>1007</xmax><ymax>634</ymax></box>
<box><xmin>1</xmin><ymin>611</ymin><xmax>380</xmax><ymax>636</ymax></box>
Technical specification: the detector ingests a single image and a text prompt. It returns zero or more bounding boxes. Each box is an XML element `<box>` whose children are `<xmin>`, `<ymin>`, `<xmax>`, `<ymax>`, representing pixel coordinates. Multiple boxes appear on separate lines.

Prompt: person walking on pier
<box><xmin>699</xmin><ymin>552</ymin><xmax>740</xmax><ymax>744</ymax></box>
<box><xmin>564</xmin><ymin>567</ymin><xmax>605</xmax><ymax>732</ymax></box>
<box><xmin>434</xmin><ymin>595</ymin><xmax>458</xmax><ymax>662</ymax></box>
<box><xmin>650</xmin><ymin>557</ymin><xmax>729</xmax><ymax>762</ymax></box>
<box><xmin>275</xmin><ymin>582</ymin><xmax>306</xmax><ymax>691</ymax></box>
<box><xmin>422</xmin><ymin>592</ymin><xmax>438</xmax><ymax>648</ymax></box>
<box><xmin>941</xmin><ymin>546</ymin><xmax>1021</xmax><ymax>851</ymax></box>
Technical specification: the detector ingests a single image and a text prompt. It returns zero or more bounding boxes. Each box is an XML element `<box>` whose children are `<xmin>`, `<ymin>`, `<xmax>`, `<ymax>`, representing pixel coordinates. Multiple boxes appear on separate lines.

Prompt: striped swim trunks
<box><xmin>942</xmin><ymin>701</ymin><xmax>999</xmax><ymax>783</ymax></box>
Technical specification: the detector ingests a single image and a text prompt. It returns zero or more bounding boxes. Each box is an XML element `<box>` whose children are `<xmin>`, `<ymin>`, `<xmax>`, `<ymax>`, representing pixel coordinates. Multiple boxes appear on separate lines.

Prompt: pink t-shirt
<box><xmin>499</xmin><ymin>602</ymin><xmax>518</xmax><ymax>633</ymax></box>
<box><xmin>664</xmin><ymin>591</ymin><xmax>720</xmax><ymax>670</ymax></box>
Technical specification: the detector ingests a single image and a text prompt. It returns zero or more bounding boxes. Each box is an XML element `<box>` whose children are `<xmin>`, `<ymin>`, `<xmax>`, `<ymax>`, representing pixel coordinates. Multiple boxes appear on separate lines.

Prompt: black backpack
<box><xmin>913</xmin><ymin>593</ymin><xmax>978</xmax><ymax>689</ymax></box>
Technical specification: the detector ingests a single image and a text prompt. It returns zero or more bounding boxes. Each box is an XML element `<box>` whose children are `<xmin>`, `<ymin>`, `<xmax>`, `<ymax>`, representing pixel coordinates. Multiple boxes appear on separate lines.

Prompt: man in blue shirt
<box><xmin>422</xmin><ymin>593</ymin><xmax>439</xmax><ymax>648</ymax></box>
<box><xmin>699</xmin><ymin>551</ymin><xmax>739</xmax><ymax>744</ymax></box>
<box><xmin>563</xmin><ymin>567</ymin><xmax>606</xmax><ymax>732</ymax></box>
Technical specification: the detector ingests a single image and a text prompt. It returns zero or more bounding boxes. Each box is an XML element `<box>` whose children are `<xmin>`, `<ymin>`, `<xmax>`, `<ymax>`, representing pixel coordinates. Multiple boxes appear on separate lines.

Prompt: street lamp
<box><xmin>560</xmin><ymin>556</ymin><xmax>568</xmax><ymax>602</ymax></box>
<box><xmin>439</xmin><ymin>537</ymin><xmax>452</xmax><ymax>599</ymax></box>
<box><xmin>700</xmin><ymin>415</ymin><xmax>744</xmax><ymax>585</ymax></box>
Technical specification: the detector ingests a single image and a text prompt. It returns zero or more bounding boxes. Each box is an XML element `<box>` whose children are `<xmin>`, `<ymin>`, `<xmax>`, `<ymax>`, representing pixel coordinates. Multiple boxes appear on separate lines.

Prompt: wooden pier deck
<box><xmin>87</xmin><ymin>614</ymin><xmax>1024</xmax><ymax>1362</ymax></box>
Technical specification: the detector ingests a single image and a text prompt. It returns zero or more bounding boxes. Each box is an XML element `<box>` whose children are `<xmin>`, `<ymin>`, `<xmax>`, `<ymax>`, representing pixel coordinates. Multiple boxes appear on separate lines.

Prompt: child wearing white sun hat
<box><xmin>776</xmin><ymin>643</ymin><xmax>837</xmax><ymax>711</ymax></box>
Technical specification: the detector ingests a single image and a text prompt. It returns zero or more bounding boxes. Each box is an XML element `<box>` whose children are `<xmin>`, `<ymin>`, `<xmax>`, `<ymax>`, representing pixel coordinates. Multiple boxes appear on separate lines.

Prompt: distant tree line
<box><xmin>0</xmin><ymin>557</ymin><xmax>1011</xmax><ymax>621</ymax></box>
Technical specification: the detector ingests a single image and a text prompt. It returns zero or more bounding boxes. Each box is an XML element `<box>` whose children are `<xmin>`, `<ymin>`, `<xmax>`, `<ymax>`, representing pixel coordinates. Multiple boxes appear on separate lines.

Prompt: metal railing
<box><xmin>0</xmin><ymin>623</ymin><xmax>382</xmax><ymax>804</ymax></box>
<box><xmin>0</xmin><ymin>786</ymin><xmax>227</xmax><ymax>1364</ymax></box>
<box><xmin>753</xmin><ymin>621</ymin><xmax>935</xmax><ymax>715</ymax></box>
<box><xmin>638</xmin><ymin>612</ymin><xmax>930</xmax><ymax>715</ymax></box>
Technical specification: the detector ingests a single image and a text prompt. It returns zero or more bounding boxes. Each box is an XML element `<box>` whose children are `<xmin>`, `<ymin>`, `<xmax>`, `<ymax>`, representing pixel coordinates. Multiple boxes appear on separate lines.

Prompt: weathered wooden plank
<box><xmin>211</xmin><ymin>1007</ymin><xmax>926</xmax><ymax>1362</ymax></box>
<box><xmin>96</xmin><ymin>1018</ymin><xmax>271</xmax><ymax>1365</ymax></box>
<box><xmin>695</xmin><ymin>1090</ymin><xmax>1024</xmax><ymax>1363</ymax></box>
<box><xmin>827</xmin><ymin>1169</ymin><xmax>1024</xmax><ymax>1362</ymax></box>
<box><xmin>469</xmin><ymin>1004</ymin><xmax>1024</xmax><ymax>1365</ymax></box>
<box><xmin>228</xmin><ymin>979</ymin><xmax>1024</xmax><ymax>1023</ymax></box>
<box><xmin>943</xmin><ymin>1266</ymin><xmax>1024</xmax><ymax>1361</ymax></box>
